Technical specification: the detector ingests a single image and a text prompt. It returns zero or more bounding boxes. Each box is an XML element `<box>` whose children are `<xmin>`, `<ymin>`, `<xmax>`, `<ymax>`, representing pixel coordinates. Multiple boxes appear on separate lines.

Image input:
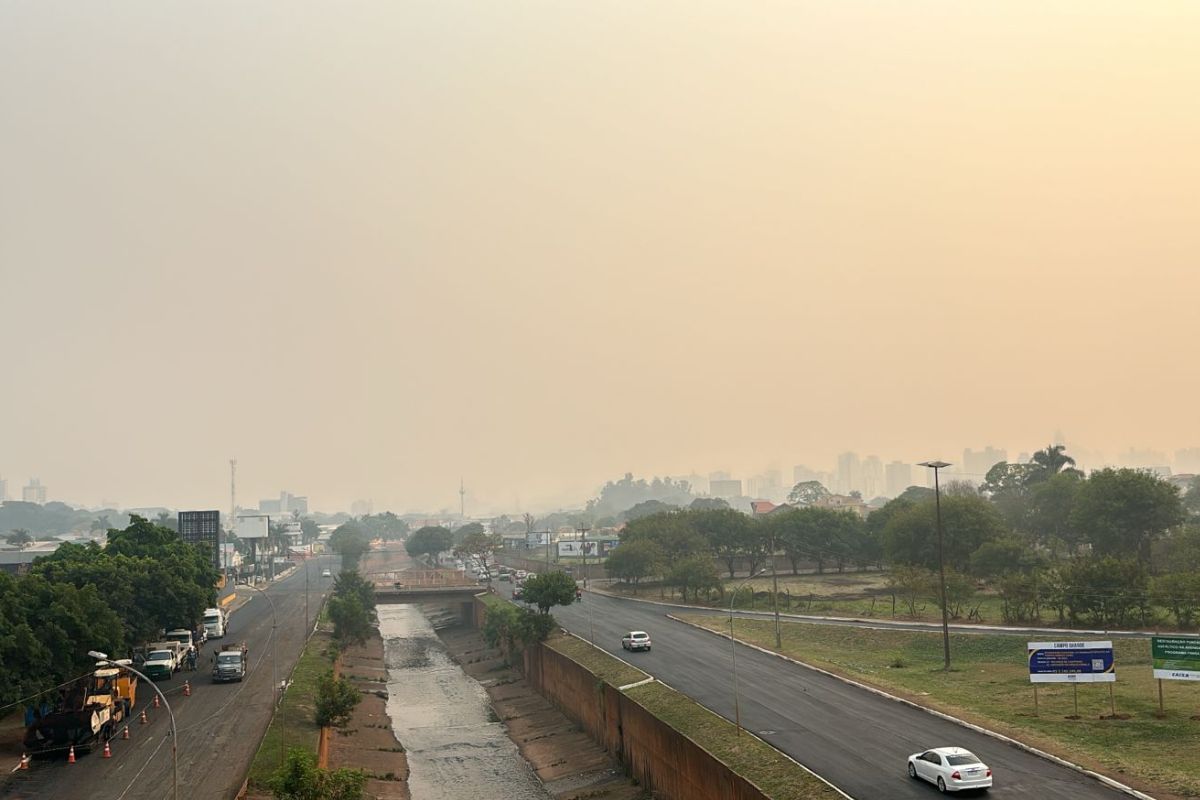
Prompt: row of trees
<box><xmin>604</xmin><ymin>448</ymin><xmax>1200</xmax><ymax>628</ymax></box>
<box><xmin>0</xmin><ymin>516</ymin><xmax>219</xmax><ymax>710</ymax></box>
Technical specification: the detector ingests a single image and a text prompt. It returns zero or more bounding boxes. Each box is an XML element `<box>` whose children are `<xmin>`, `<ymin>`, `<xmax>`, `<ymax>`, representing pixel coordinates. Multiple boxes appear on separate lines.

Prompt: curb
<box><xmin>589</xmin><ymin>587</ymin><xmax>1156</xmax><ymax>639</ymax></box>
<box><xmin>667</xmin><ymin>614</ymin><xmax>1158</xmax><ymax>800</ymax></box>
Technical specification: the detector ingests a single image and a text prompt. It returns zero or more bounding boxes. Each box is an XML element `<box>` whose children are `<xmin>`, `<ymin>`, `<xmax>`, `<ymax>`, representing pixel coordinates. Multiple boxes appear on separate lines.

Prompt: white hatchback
<box><xmin>907</xmin><ymin>747</ymin><xmax>992</xmax><ymax>793</ymax></box>
<box><xmin>621</xmin><ymin>631</ymin><xmax>652</xmax><ymax>652</ymax></box>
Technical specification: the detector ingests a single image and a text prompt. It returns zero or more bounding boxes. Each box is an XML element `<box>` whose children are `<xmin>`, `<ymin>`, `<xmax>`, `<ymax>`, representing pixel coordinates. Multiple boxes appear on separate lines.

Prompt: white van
<box><xmin>203</xmin><ymin>607</ymin><xmax>226</xmax><ymax>639</ymax></box>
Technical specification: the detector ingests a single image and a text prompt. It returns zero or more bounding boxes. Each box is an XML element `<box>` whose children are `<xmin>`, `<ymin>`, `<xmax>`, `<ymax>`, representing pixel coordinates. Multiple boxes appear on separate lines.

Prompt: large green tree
<box><xmin>1071</xmin><ymin>468</ymin><xmax>1184</xmax><ymax>565</ymax></box>
<box><xmin>330</xmin><ymin>521</ymin><xmax>371</xmax><ymax>569</ymax></box>
<box><xmin>453</xmin><ymin>531</ymin><xmax>502</xmax><ymax>583</ymax></box>
<box><xmin>620</xmin><ymin>512</ymin><xmax>709</xmax><ymax>567</ymax></box>
<box><xmin>404</xmin><ymin>526</ymin><xmax>453</xmax><ymax>561</ymax></box>
<box><xmin>520</xmin><ymin>571</ymin><xmax>577</xmax><ymax>614</ymax></box>
<box><xmin>882</xmin><ymin>494</ymin><xmax>1006</xmax><ymax>572</ymax></box>
<box><xmin>603</xmin><ymin>540</ymin><xmax>664</xmax><ymax>587</ymax></box>
<box><xmin>1027</xmin><ymin>444</ymin><xmax>1083</xmax><ymax>483</ymax></box>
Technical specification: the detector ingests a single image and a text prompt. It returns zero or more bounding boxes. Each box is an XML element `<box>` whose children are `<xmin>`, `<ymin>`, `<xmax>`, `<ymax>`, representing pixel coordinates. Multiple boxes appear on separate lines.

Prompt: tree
<box><xmin>1027</xmin><ymin>444</ymin><xmax>1082</xmax><ymax>484</ymax></box>
<box><xmin>604</xmin><ymin>540</ymin><xmax>664</xmax><ymax>588</ymax></box>
<box><xmin>882</xmin><ymin>495</ymin><xmax>1006</xmax><ymax>573</ymax></box>
<box><xmin>620</xmin><ymin>500</ymin><xmax>679</xmax><ymax>523</ymax></box>
<box><xmin>155</xmin><ymin>511</ymin><xmax>178</xmax><ymax>532</ymax></box>
<box><xmin>329</xmin><ymin>522</ymin><xmax>371</xmax><ymax>570</ymax></box>
<box><xmin>969</xmin><ymin>535</ymin><xmax>1045</xmax><ymax>579</ymax></box>
<box><xmin>1057</xmin><ymin>556</ymin><xmax>1149</xmax><ymax>627</ymax></box>
<box><xmin>787</xmin><ymin>481</ymin><xmax>831</xmax><ymax>506</ymax></box>
<box><xmin>689</xmin><ymin>497</ymin><xmax>731</xmax><ymax>511</ymax></box>
<box><xmin>620</xmin><ymin>511</ymin><xmax>709</xmax><ymax>567</ymax></box>
<box><xmin>768</xmin><ymin>507</ymin><xmax>863</xmax><ymax>574</ymax></box>
<box><xmin>688</xmin><ymin>508</ymin><xmax>759</xmax><ymax>578</ymax></box>
<box><xmin>1028</xmin><ymin>472</ymin><xmax>1084</xmax><ymax>555</ymax></box>
<box><xmin>404</xmin><ymin>526</ymin><xmax>453</xmax><ymax>561</ymax></box>
<box><xmin>1071</xmin><ymin>468</ymin><xmax>1184</xmax><ymax>565</ymax></box>
<box><xmin>314</xmin><ymin>670</ymin><xmax>362</xmax><ymax>727</ymax></box>
<box><xmin>453</xmin><ymin>531</ymin><xmax>501</xmax><ymax>583</ymax></box>
<box><xmin>358</xmin><ymin>512</ymin><xmax>409</xmax><ymax>541</ymax></box>
<box><xmin>90</xmin><ymin>515</ymin><xmax>111</xmax><ymax>533</ymax></box>
<box><xmin>667</xmin><ymin>555</ymin><xmax>720</xmax><ymax>602</ymax></box>
<box><xmin>271</xmin><ymin>748</ymin><xmax>366</xmax><ymax>800</ymax></box>
<box><xmin>887</xmin><ymin>565</ymin><xmax>932</xmax><ymax>617</ymax></box>
<box><xmin>979</xmin><ymin>462</ymin><xmax>1038</xmax><ymax>497</ymax></box>
<box><xmin>329</xmin><ymin>588</ymin><xmax>373</xmax><ymax>647</ymax></box>
<box><xmin>452</xmin><ymin>522</ymin><xmax>485</xmax><ymax>545</ymax></box>
<box><xmin>1185</xmin><ymin>477</ymin><xmax>1200</xmax><ymax>519</ymax></box>
<box><xmin>520</xmin><ymin>571</ymin><xmax>577</xmax><ymax>614</ymax></box>
<box><xmin>1151</xmin><ymin>572</ymin><xmax>1200</xmax><ymax>629</ymax></box>
<box><xmin>300</xmin><ymin>518</ymin><xmax>321</xmax><ymax>544</ymax></box>
<box><xmin>6</xmin><ymin>529</ymin><xmax>31</xmax><ymax>548</ymax></box>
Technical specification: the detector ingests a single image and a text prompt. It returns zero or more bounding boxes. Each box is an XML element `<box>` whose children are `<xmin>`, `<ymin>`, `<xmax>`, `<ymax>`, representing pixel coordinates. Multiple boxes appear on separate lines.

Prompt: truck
<box><xmin>165</xmin><ymin>628</ymin><xmax>196</xmax><ymax>656</ymax></box>
<box><xmin>143</xmin><ymin>641</ymin><xmax>184</xmax><ymax>679</ymax></box>
<box><xmin>211</xmin><ymin>642</ymin><xmax>248</xmax><ymax>683</ymax></box>
<box><xmin>203</xmin><ymin>607</ymin><xmax>226</xmax><ymax>639</ymax></box>
<box><xmin>24</xmin><ymin>664</ymin><xmax>137</xmax><ymax>755</ymax></box>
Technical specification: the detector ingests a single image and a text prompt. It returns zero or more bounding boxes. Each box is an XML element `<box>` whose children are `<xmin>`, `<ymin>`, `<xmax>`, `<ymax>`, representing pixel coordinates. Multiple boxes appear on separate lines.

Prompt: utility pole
<box><xmin>544</xmin><ymin>529</ymin><xmax>552</xmax><ymax>571</ymax></box>
<box><xmin>578</xmin><ymin>525</ymin><xmax>591</xmax><ymax>588</ymax></box>
<box><xmin>229</xmin><ymin>459</ymin><xmax>237</xmax><ymax>583</ymax></box>
<box><xmin>770</xmin><ymin>531</ymin><xmax>782</xmax><ymax>649</ymax></box>
<box><xmin>919</xmin><ymin>460</ymin><xmax>953</xmax><ymax>671</ymax></box>
<box><xmin>459</xmin><ymin>477</ymin><xmax>466</xmax><ymax>520</ymax></box>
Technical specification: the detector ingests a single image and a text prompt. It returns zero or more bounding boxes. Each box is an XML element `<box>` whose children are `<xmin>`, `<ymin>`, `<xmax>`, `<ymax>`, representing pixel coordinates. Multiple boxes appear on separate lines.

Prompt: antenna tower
<box><xmin>459</xmin><ymin>477</ymin><xmax>466</xmax><ymax>519</ymax></box>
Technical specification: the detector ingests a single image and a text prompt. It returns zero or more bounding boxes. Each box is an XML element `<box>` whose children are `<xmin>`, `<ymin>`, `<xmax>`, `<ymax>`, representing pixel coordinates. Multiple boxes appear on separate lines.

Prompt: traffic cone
<box><xmin>121</xmin><ymin>725</ymin><xmax>130</xmax><ymax>740</ymax></box>
<box><xmin>67</xmin><ymin>746</ymin><xmax>76</xmax><ymax>764</ymax></box>
<box><xmin>183</xmin><ymin>681</ymin><xmax>191</xmax><ymax>697</ymax></box>
<box><xmin>153</xmin><ymin>694</ymin><xmax>160</xmax><ymax>709</ymax></box>
<box><xmin>140</xmin><ymin>710</ymin><xmax>148</xmax><ymax>725</ymax></box>
<box><xmin>18</xmin><ymin>754</ymin><xmax>29</xmax><ymax>770</ymax></box>
<box><xmin>102</xmin><ymin>741</ymin><xmax>112</xmax><ymax>759</ymax></box>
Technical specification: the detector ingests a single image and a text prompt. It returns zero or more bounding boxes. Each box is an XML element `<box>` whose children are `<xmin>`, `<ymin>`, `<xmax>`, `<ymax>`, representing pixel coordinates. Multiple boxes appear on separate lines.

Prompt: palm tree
<box><xmin>1028</xmin><ymin>445</ymin><xmax>1082</xmax><ymax>483</ymax></box>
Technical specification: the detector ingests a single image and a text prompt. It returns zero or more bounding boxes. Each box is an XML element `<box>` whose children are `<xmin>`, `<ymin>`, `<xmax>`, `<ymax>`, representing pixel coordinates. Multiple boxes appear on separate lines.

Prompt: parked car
<box><xmin>515</xmin><ymin>570</ymin><xmax>527</xmax><ymax>580</ymax></box>
<box><xmin>499</xmin><ymin>573</ymin><xmax>511</xmax><ymax>582</ymax></box>
<box><xmin>907</xmin><ymin>747</ymin><xmax>992</xmax><ymax>793</ymax></box>
<box><xmin>143</xmin><ymin>649</ymin><xmax>178</xmax><ymax>680</ymax></box>
<box><xmin>321</xmin><ymin>568</ymin><xmax>332</xmax><ymax>578</ymax></box>
<box><xmin>621</xmin><ymin>631</ymin><xmax>652</xmax><ymax>652</ymax></box>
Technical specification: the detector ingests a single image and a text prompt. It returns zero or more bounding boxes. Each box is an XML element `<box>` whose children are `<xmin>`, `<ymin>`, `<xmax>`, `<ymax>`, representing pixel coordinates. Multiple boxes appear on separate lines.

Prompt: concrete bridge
<box><xmin>368</xmin><ymin>569</ymin><xmax>485</xmax><ymax>621</ymax></box>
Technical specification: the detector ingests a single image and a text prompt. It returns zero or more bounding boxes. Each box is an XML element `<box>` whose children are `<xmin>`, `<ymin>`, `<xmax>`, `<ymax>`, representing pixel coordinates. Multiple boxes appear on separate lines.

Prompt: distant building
<box><xmin>836</xmin><ymin>453</ymin><xmax>861</xmax><ymax>495</ymax></box>
<box><xmin>350</xmin><ymin>499</ymin><xmax>374</xmax><ymax>517</ymax></box>
<box><xmin>861</xmin><ymin>456</ymin><xmax>884</xmax><ymax>500</ymax></box>
<box><xmin>750</xmin><ymin>500</ymin><xmax>778</xmax><ymax>517</ymax></box>
<box><xmin>21</xmin><ymin>479</ymin><xmax>47</xmax><ymax>505</ymax></box>
<box><xmin>259</xmin><ymin>491</ymin><xmax>308</xmax><ymax>515</ymax></box>
<box><xmin>813</xmin><ymin>493</ymin><xmax>868</xmax><ymax>518</ymax></box>
<box><xmin>885</xmin><ymin>461</ymin><xmax>912</xmax><ymax>497</ymax></box>
<box><xmin>1176</xmin><ymin>448</ymin><xmax>1200</xmax><ymax>475</ymax></box>
<box><xmin>709</xmin><ymin>479</ymin><xmax>743</xmax><ymax>499</ymax></box>
<box><xmin>178</xmin><ymin>510</ymin><xmax>222</xmax><ymax>572</ymax></box>
<box><xmin>792</xmin><ymin>465</ymin><xmax>819</xmax><ymax>485</ymax></box>
<box><xmin>0</xmin><ymin>478</ymin><xmax>7</xmax><ymax>502</ymax></box>
<box><xmin>963</xmin><ymin>447</ymin><xmax>1007</xmax><ymax>482</ymax></box>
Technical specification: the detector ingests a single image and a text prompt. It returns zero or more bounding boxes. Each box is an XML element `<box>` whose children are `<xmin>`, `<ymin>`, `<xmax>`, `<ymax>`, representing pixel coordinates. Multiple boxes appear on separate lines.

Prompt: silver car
<box><xmin>621</xmin><ymin>631</ymin><xmax>652</xmax><ymax>652</ymax></box>
<box><xmin>907</xmin><ymin>747</ymin><xmax>992</xmax><ymax>793</ymax></box>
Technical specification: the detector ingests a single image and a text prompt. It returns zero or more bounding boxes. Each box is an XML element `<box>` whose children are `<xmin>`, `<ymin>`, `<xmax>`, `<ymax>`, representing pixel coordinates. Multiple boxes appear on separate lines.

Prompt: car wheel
<box><xmin>937</xmin><ymin>777</ymin><xmax>946</xmax><ymax>793</ymax></box>
<box><xmin>908</xmin><ymin>763</ymin><xmax>917</xmax><ymax>779</ymax></box>
<box><xmin>646</xmin><ymin>646</ymin><xmax>651</xmax><ymax>651</ymax></box>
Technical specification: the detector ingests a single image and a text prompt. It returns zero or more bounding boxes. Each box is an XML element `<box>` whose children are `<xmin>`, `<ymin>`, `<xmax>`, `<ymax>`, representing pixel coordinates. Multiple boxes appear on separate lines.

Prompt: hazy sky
<box><xmin>2</xmin><ymin>2</ymin><xmax>1199</xmax><ymax>513</ymax></box>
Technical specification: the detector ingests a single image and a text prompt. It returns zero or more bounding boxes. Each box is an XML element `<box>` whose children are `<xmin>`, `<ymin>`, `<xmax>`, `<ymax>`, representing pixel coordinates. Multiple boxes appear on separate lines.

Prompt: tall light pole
<box><xmin>729</xmin><ymin>567</ymin><xmax>769</xmax><ymax>736</ymax></box>
<box><xmin>918</xmin><ymin>460</ymin><xmax>952</xmax><ymax>671</ymax></box>
<box><xmin>87</xmin><ymin>652</ymin><xmax>177</xmax><ymax>800</ymax></box>
<box><xmin>240</xmin><ymin>581</ymin><xmax>281</xmax><ymax>763</ymax></box>
<box><xmin>769</xmin><ymin>531</ymin><xmax>782</xmax><ymax>649</ymax></box>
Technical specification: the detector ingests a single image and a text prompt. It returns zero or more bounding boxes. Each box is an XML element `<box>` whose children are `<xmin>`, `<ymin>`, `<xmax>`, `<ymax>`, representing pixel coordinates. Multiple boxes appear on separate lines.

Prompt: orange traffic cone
<box><xmin>67</xmin><ymin>746</ymin><xmax>76</xmax><ymax>764</ymax></box>
<box><xmin>183</xmin><ymin>681</ymin><xmax>191</xmax><ymax>697</ymax></box>
<box><xmin>18</xmin><ymin>754</ymin><xmax>29</xmax><ymax>770</ymax></box>
<box><xmin>140</xmin><ymin>710</ymin><xmax>148</xmax><ymax>725</ymax></box>
<box><xmin>102</xmin><ymin>741</ymin><xmax>112</xmax><ymax>759</ymax></box>
<box><xmin>153</xmin><ymin>694</ymin><xmax>160</xmax><ymax>709</ymax></box>
<box><xmin>122</xmin><ymin>726</ymin><xmax>130</xmax><ymax>740</ymax></box>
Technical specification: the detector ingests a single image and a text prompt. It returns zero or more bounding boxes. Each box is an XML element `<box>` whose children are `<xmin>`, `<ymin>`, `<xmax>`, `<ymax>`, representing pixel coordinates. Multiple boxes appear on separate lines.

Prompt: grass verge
<box><xmin>246</xmin><ymin>626</ymin><xmax>335</xmax><ymax>788</ymax></box>
<box><xmin>546</xmin><ymin>633</ymin><xmax>648</xmax><ymax>688</ymax></box>
<box><xmin>625</xmin><ymin>681</ymin><xmax>841</xmax><ymax>800</ymax></box>
<box><xmin>684</xmin><ymin>614</ymin><xmax>1200</xmax><ymax>799</ymax></box>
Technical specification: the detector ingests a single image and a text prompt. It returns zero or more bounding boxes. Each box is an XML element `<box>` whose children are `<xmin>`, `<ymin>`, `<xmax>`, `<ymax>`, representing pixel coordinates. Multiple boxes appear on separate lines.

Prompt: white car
<box><xmin>515</xmin><ymin>570</ymin><xmax>527</xmax><ymax>580</ymax></box>
<box><xmin>321</xmin><ymin>568</ymin><xmax>332</xmax><ymax>578</ymax></box>
<box><xmin>908</xmin><ymin>747</ymin><xmax>992</xmax><ymax>793</ymax></box>
<box><xmin>621</xmin><ymin>631</ymin><xmax>652</xmax><ymax>652</ymax></box>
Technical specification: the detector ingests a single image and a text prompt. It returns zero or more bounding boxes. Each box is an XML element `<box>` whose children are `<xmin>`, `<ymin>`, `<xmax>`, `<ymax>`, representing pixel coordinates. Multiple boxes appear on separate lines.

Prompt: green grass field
<box><xmin>684</xmin><ymin>614</ymin><xmax>1200</xmax><ymax>799</ymax></box>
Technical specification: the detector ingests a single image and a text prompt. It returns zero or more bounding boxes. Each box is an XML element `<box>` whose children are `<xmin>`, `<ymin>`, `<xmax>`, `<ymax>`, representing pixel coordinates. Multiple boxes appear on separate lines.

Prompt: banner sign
<box><xmin>557</xmin><ymin>541</ymin><xmax>596</xmax><ymax>557</ymax></box>
<box><xmin>1028</xmin><ymin>641</ymin><xmax>1115</xmax><ymax>683</ymax></box>
<box><xmin>1152</xmin><ymin>636</ymin><xmax>1200</xmax><ymax>681</ymax></box>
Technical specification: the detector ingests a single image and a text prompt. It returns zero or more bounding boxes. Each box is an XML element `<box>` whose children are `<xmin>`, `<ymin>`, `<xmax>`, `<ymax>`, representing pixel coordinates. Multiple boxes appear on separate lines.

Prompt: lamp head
<box><xmin>918</xmin><ymin>461</ymin><xmax>952</xmax><ymax>470</ymax></box>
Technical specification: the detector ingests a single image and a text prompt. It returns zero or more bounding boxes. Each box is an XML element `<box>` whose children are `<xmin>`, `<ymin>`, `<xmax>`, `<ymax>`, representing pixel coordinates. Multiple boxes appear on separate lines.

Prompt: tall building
<box><xmin>836</xmin><ymin>452</ymin><xmax>861</xmax><ymax>495</ymax></box>
<box><xmin>709</xmin><ymin>479</ymin><xmax>743</xmax><ymax>498</ymax></box>
<box><xmin>259</xmin><ymin>491</ymin><xmax>308</xmax><ymax>515</ymax></box>
<box><xmin>792</xmin><ymin>465</ymin><xmax>819</xmax><ymax>484</ymax></box>
<box><xmin>861</xmin><ymin>456</ymin><xmax>884</xmax><ymax>499</ymax></box>
<box><xmin>350</xmin><ymin>499</ymin><xmax>374</xmax><ymax>517</ymax></box>
<box><xmin>21</xmin><ymin>479</ymin><xmax>47</xmax><ymax>505</ymax></box>
<box><xmin>885</xmin><ymin>461</ymin><xmax>912</xmax><ymax>497</ymax></box>
<box><xmin>963</xmin><ymin>447</ymin><xmax>1007</xmax><ymax>482</ymax></box>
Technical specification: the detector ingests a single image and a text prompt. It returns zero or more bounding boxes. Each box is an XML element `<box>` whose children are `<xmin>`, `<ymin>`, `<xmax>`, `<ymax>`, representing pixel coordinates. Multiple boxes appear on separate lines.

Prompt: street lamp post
<box><xmin>240</xmin><ymin>581</ymin><xmax>281</xmax><ymax>763</ymax></box>
<box><xmin>87</xmin><ymin>652</ymin><xmax>178</xmax><ymax>800</ymax></box>
<box><xmin>729</xmin><ymin>567</ymin><xmax>769</xmax><ymax>736</ymax></box>
<box><xmin>918</xmin><ymin>460</ymin><xmax>952</xmax><ymax>671</ymax></box>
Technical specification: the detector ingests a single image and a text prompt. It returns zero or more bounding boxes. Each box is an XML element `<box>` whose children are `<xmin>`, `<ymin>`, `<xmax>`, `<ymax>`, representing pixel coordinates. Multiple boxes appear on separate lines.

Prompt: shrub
<box><xmin>271</xmin><ymin>747</ymin><xmax>367</xmax><ymax>800</ymax></box>
<box><xmin>314</xmin><ymin>670</ymin><xmax>361</xmax><ymax>728</ymax></box>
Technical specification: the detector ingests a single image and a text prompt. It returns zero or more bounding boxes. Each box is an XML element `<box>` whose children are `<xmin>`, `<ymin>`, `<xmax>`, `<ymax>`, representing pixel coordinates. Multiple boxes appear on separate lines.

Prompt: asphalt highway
<box><xmin>514</xmin><ymin>585</ymin><xmax>1137</xmax><ymax>800</ymax></box>
<box><xmin>1</xmin><ymin>555</ymin><xmax>338</xmax><ymax>800</ymax></box>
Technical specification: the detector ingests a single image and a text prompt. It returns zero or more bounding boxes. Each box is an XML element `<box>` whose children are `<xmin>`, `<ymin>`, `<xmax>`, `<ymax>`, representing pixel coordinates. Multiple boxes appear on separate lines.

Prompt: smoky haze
<box><xmin>2</xmin><ymin>2</ymin><xmax>1198</xmax><ymax>513</ymax></box>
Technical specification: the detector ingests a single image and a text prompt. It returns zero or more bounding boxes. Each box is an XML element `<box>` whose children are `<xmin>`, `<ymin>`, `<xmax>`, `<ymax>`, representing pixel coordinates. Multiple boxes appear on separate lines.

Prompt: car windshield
<box><xmin>946</xmin><ymin>754</ymin><xmax>980</xmax><ymax>766</ymax></box>
<box><xmin>148</xmin><ymin>651</ymin><xmax>171</xmax><ymax>660</ymax></box>
<box><xmin>217</xmin><ymin>653</ymin><xmax>240</xmax><ymax>664</ymax></box>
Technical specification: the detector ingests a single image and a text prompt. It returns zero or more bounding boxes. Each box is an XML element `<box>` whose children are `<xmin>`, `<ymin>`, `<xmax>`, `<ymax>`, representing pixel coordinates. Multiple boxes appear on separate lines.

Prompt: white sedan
<box><xmin>907</xmin><ymin>747</ymin><xmax>992</xmax><ymax>793</ymax></box>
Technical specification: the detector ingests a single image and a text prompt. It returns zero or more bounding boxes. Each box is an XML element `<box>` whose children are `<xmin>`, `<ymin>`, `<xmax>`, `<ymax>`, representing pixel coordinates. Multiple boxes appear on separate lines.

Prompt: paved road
<box><xmin>508</xmin><ymin>585</ymin><xmax>1137</xmax><ymax>800</ymax></box>
<box><xmin>1</xmin><ymin>556</ymin><xmax>338</xmax><ymax>800</ymax></box>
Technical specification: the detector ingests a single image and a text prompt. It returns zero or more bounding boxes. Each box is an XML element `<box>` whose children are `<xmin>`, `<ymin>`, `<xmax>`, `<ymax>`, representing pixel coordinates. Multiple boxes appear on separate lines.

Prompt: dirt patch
<box><xmin>436</xmin><ymin>625</ymin><xmax>650</xmax><ymax>800</ymax></box>
<box><xmin>328</xmin><ymin>635</ymin><xmax>410</xmax><ymax>800</ymax></box>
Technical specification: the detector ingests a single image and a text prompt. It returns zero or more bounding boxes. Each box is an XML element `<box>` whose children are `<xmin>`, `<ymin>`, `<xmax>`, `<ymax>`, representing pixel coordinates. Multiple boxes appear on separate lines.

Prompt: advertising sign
<box><xmin>557</xmin><ymin>541</ymin><xmax>596</xmax><ymax>558</ymax></box>
<box><xmin>1028</xmin><ymin>641</ymin><xmax>1115</xmax><ymax>683</ymax></box>
<box><xmin>178</xmin><ymin>510</ymin><xmax>221</xmax><ymax>572</ymax></box>
<box><xmin>525</xmin><ymin>531</ymin><xmax>549</xmax><ymax>548</ymax></box>
<box><xmin>236</xmin><ymin>515</ymin><xmax>269</xmax><ymax>540</ymax></box>
<box><xmin>1152</xmin><ymin>636</ymin><xmax>1200</xmax><ymax>681</ymax></box>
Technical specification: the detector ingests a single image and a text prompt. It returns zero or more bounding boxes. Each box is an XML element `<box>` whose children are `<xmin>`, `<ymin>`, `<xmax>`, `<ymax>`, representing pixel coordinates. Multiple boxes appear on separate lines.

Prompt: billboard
<box><xmin>1028</xmin><ymin>641</ymin><xmax>1115</xmax><ymax>683</ymax></box>
<box><xmin>526</xmin><ymin>531</ymin><xmax>550</xmax><ymax>548</ymax></box>
<box><xmin>236</xmin><ymin>515</ymin><xmax>269</xmax><ymax>540</ymax></box>
<box><xmin>178</xmin><ymin>510</ymin><xmax>221</xmax><ymax>572</ymax></box>
<box><xmin>557</xmin><ymin>540</ymin><xmax>597</xmax><ymax>558</ymax></box>
<box><xmin>1152</xmin><ymin>636</ymin><xmax>1200</xmax><ymax>681</ymax></box>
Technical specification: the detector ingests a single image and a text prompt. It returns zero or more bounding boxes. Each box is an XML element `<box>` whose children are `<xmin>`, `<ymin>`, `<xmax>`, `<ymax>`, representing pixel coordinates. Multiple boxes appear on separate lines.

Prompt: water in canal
<box><xmin>378</xmin><ymin>605</ymin><xmax>551</xmax><ymax>800</ymax></box>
